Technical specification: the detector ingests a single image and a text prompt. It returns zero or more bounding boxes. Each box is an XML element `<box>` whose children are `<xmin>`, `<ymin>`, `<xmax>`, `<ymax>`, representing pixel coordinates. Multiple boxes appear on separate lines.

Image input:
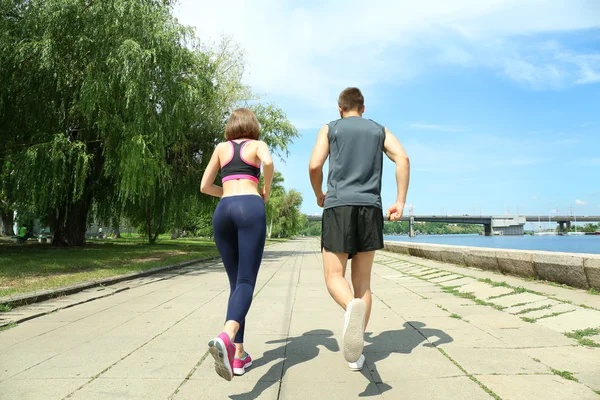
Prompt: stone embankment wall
<box><xmin>384</xmin><ymin>241</ymin><xmax>600</xmax><ymax>290</ymax></box>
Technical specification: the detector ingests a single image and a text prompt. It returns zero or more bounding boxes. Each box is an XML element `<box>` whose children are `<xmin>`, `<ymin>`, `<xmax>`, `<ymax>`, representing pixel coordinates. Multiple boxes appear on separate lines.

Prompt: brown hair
<box><xmin>224</xmin><ymin>108</ymin><xmax>260</xmax><ymax>140</ymax></box>
<box><xmin>338</xmin><ymin>87</ymin><xmax>364</xmax><ymax>112</ymax></box>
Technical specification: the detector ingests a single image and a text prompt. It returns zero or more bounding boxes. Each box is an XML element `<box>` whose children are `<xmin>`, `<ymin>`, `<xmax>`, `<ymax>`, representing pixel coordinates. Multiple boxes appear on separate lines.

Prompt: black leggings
<box><xmin>212</xmin><ymin>195</ymin><xmax>266</xmax><ymax>343</ymax></box>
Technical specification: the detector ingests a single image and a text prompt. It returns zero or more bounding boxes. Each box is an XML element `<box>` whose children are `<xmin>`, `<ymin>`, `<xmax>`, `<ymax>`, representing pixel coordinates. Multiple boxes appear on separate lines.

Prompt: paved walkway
<box><xmin>1</xmin><ymin>238</ymin><xmax>599</xmax><ymax>399</ymax></box>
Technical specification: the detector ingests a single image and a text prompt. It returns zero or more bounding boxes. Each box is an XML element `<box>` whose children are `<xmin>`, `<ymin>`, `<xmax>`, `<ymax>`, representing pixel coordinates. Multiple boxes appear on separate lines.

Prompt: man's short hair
<box><xmin>224</xmin><ymin>108</ymin><xmax>260</xmax><ymax>140</ymax></box>
<box><xmin>338</xmin><ymin>87</ymin><xmax>364</xmax><ymax>112</ymax></box>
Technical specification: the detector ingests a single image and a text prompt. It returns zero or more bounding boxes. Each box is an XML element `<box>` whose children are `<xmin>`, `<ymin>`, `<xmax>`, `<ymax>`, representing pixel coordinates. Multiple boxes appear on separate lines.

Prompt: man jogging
<box><xmin>308</xmin><ymin>87</ymin><xmax>410</xmax><ymax>370</ymax></box>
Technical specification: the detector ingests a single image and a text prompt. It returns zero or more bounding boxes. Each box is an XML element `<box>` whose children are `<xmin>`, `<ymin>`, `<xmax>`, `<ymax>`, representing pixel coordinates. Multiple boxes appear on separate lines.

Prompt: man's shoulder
<box><xmin>327</xmin><ymin>118</ymin><xmax>342</xmax><ymax>128</ymax></box>
<box><xmin>366</xmin><ymin>119</ymin><xmax>385</xmax><ymax>130</ymax></box>
<box><xmin>328</xmin><ymin>118</ymin><xmax>384</xmax><ymax>128</ymax></box>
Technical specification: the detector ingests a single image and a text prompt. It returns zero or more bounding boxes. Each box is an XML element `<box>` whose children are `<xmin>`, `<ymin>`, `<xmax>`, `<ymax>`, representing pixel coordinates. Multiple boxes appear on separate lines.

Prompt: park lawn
<box><xmin>0</xmin><ymin>237</ymin><xmax>222</xmax><ymax>298</ymax></box>
<box><xmin>0</xmin><ymin>237</ymin><xmax>287</xmax><ymax>298</ymax></box>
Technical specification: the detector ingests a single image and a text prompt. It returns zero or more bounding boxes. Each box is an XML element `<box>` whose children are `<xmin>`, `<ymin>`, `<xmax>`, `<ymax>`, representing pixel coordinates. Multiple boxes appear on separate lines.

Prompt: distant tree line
<box><xmin>299</xmin><ymin>220</ymin><xmax>483</xmax><ymax>236</ymax></box>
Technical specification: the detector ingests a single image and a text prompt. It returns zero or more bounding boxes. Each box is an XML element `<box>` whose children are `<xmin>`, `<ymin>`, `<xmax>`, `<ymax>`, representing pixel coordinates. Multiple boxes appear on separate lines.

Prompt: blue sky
<box><xmin>175</xmin><ymin>0</ymin><xmax>600</xmax><ymax>217</ymax></box>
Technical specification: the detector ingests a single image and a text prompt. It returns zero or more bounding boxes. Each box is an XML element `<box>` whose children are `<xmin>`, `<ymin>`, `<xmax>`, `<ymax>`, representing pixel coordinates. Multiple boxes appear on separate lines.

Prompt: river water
<box><xmin>384</xmin><ymin>234</ymin><xmax>600</xmax><ymax>255</ymax></box>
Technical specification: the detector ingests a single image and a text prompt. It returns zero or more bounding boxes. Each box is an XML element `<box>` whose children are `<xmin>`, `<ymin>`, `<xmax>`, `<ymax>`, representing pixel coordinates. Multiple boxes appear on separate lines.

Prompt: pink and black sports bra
<box><xmin>221</xmin><ymin>140</ymin><xmax>261</xmax><ymax>184</ymax></box>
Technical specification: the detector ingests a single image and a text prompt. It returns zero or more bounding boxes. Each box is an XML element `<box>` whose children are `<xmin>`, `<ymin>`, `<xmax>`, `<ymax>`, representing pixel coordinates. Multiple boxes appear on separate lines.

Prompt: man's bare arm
<box><xmin>308</xmin><ymin>124</ymin><xmax>330</xmax><ymax>207</ymax></box>
<box><xmin>383</xmin><ymin>127</ymin><xmax>410</xmax><ymax>220</ymax></box>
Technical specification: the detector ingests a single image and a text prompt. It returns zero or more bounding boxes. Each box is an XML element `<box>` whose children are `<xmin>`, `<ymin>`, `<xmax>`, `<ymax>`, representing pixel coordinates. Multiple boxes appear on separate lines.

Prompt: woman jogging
<box><xmin>200</xmin><ymin>108</ymin><xmax>274</xmax><ymax>381</ymax></box>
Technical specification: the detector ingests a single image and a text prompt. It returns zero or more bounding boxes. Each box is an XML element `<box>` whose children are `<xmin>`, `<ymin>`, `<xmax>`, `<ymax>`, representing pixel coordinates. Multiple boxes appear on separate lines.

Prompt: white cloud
<box><xmin>409</xmin><ymin>123</ymin><xmax>464</xmax><ymax>132</ymax></box>
<box><xmin>575</xmin><ymin>199</ymin><xmax>589</xmax><ymax>205</ymax></box>
<box><xmin>174</xmin><ymin>0</ymin><xmax>600</xmax><ymax>119</ymax></box>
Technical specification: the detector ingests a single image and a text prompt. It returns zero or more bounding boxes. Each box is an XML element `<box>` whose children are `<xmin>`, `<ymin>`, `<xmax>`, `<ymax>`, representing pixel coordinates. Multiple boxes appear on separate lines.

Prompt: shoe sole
<box><xmin>343</xmin><ymin>299</ymin><xmax>366</xmax><ymax>363</ymax></box>
<box><xmin>233</xmin><ymin>360</ymin><xmax>252</xmax><ymax>376</ymax></box>
<box><xmin>208</xmin><ymin>338</ymin><xmax>233</xmax><ymax>381</ymax></box>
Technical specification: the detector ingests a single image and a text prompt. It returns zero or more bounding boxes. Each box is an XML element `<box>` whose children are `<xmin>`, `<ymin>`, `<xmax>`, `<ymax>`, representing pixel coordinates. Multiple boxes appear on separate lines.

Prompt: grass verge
<box><xmin>0</xmin><ymin>322</ymin><xmax>17</xmax><ymax>331</ymax></box>
<box><xmin>0</xmin><ymin>237</ymin><xmax>222</xmax><ymax>298</ymax></box>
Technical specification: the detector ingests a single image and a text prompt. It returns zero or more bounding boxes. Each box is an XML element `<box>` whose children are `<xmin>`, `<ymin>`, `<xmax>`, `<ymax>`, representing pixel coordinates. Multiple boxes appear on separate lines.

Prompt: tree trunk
<box><xmin>0</xmin><ymin>210</ymin><xmax>14</xmax><ymax>236</ymax></box>
<box><xmin>146</xmin><ymin>207</ymin><xmax>153</xmax><ymax>244</ymax></box>
<box><xmin>50</xmin><ymin>195</ymin><xmax>92</xmax><ymax>246</ymax></box>
<box><xmin>171</xmin><ymin>226</ymin><xmax>179</xmax><ymax>240</ymax></box>
<box><xmin>112</xmin><ymin>226</ymin><xmax>121</xmax><ymax>239</ymax></box>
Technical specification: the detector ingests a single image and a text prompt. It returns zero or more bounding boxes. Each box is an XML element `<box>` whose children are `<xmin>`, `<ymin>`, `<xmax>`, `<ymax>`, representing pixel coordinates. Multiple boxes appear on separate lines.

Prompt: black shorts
<box><xmin>321</xmin><ymin>206</ymin><xmax>384</xmax><ymax>257</ymax></box>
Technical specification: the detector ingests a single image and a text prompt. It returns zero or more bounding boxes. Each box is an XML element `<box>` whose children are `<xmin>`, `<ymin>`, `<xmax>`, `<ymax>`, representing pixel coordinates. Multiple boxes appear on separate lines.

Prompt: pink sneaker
<box><xmin>233</xmin><ymin>353</ymin><xmax>253</xmax><ymax>376</ymax></box>
<box><xmin>208</xmin><ymin>333</ymin><xmax>236</xmax><ymax>381</ymax></box>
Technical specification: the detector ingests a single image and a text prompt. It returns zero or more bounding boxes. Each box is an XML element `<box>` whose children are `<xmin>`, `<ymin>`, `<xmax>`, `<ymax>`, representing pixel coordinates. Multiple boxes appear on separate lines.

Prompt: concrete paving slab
<box><xmin>589</xmin><ymin>334</ymin><xmax>600</xmax><ymax>344</ymax></box>
<box><xmin>0</xmin><ymin>321</ymin><xmax>67</xmax><ymax>351</ymax></box>
<box><xmin>102</xmin><ymin>348</ymin><xmax>203</xmax><ymax>379</ymax></box>
<box><xmin>520</xmin><ymin>303</ymin><xmax>578</xmax><ymax>319</ymax></box>
<box><xmin>280</xmin><ymin>380</ymin><xmax>383</xmax><ymax>400</ymax></box>
<box><xmin>443</xmin><ymin>348</ymin><xmax>549</xmax><ymax>375</ymax></box>
<box><xmin>522</xmin><ymin>346</ymin><xmax>600</xmax><ymax>373</ymax></box>
<box><xmin>0</xmin><ymin>378</ymin><xmax>88</xmax><ymax>400</ymax></box>
<box><xmin>505</xmin><ymin>299</ymin><xmax>561</xmax><ymax>315</ymax></box>
<box><xmin>477</xmin><ymin>374</ymin><xmax>599</xmax><ymax>400</ymax></box>
<box><xmin>439</xmin><ymin>277</ymin><xmax>477</xmax><ymax>287</ymax></box>
<box><xmin>575</xmin><ymin>371</ymin><xmax>600</xmax><ymax>392</ymax></box>
<box><xmin>537</xmin><ymin>308</ymin><xmax>600</xmax><ymax>333</ymax></box>
<box><xmin>364</xmin><ymin>346</ymin><xmax>465</xmax><ymax>382</ymax></box>
<box><xmin>488</xmin><ymin>292</ymin><xmax>547</xmax><ymax>308</ymax></box>
<box><xmin>282</xmin><ymin>352</ymin><xmax>375</xmax><ymax>383</ymax></box>
<box><xmin>69</xmin><ymin>378</ymin><xmax>182</xmax><ymax>400</ymax></box>
<box><xmin>375</xmin><ymin>376</ymin><xmax>493</xmax><ymax>400</ymax></box>
<box><xmin>457</xmin><ymin>282</ymin><xmax>514</xmax><ymax>299</ymax></box>
<box><xmin>487</xmin><ymin>325</ymin><xmax>578</xmax><ymax>348</ymax></box>
<box><xmin>466</xmin><ymin>311</ymin><xmax>527</xmax><ymax>329</ymax></box>
<box><xmin>175</xmin><ymin>378</ymin><xmax>281</xmax><ymax>400</ymax></box>
<box><xmin>0</xmin><ymin>347</ymin><xmax>59</xmax><ymax>382</ymax></box>
<box><xmin>430</xmin><ymin>274</ymin><xmax>464</xmax><ymax>283</ymax></box>
<box><xmin>433</xmin><ymin>328</ymin><xmax>506</xmax><ymax>349</ymax></box>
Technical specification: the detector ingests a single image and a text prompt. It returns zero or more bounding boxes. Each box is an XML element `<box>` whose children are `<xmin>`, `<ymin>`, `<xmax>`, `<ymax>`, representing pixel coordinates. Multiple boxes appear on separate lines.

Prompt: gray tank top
<box><xmin>324</xmin><ymin>116</ymin><xmax>385</xmax><ymax>209</ymax></box>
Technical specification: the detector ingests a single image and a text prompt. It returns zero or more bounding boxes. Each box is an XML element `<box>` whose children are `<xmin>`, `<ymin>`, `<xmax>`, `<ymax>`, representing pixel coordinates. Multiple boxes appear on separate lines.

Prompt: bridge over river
<box><xmin>305</xmin><ymin>214</ymin><xmax>600</xmax><ymax>237</ymax></box>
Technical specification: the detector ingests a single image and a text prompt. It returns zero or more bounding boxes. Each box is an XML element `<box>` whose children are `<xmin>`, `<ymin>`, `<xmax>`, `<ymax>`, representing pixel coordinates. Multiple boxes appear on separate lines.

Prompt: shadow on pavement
<box><xmin>359</xmin><ymin>321</ymin><xmax>454</xmax><ymax>397</ymax></box>
<box><xmin>229</xmin><ymin>322</ymin><xmax>453</xmax><ymax>399</ymax></box>
<box><xmin>229</xmin><ymin>329</ymin><xmax>338</xmax><ymax>399</ymax></box>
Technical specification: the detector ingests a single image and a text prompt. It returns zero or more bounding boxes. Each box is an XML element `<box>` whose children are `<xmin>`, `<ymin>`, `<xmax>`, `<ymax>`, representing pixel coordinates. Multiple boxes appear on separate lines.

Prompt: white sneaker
<box><xmin>348</xmin><ymin>354</ymin><xmax>365</xmax><ymax>371</ymax></box>
<box><xmin>343</xmin><ymin>298</ymin><xmax>366</xmax><ymax>363</ymax></box>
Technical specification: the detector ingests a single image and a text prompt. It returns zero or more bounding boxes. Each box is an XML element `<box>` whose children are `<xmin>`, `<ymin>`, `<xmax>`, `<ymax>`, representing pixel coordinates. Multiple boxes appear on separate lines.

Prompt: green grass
<box><xmin>0</xmin><ymin>237</ymin><xmax>222</xmax><ymax>298</ymax></box>
<box><xmin>588</xmin><ymin>288</ymin><xmax>599</xmax><ymax>295</ymax></box>
<box><xmin>521</xmin><ymin>317</ymin><xmax>537</xmax><ymax>323</ymax></box>
<box><xmin>0</xmin><ymin>322</ymin><xmax>17</xmax><ymax>331</ymax></box>
<box><xmin>533</xmin><ymin>358</ymin><xmax>541</xmax><ymax>363</ymax></box>
<box><xmin>478</xmin><ymin>278</ymin><xmax>544</xmax><ymax>296</ymax></box>
<box><xmin>516</xmin><ymin>305</ymin><xmax>552</xmax><ymax>315</ymax></box>
<box><xmin>551</xmin><ymin>369</ymin><xmax>578</xmax><ymax>382</ymax></box>
<box><xmin>442</xmin><ymin>287</ymin><xmax>504</xmax><ymax>310</ymax></box>
<box><xmin>536</xmin><ymin>311</ymin><xmax>574</xmax><ymax>320</ymax></box>
<box><xmin>479</xmin><ymin>278</ymin><xmax>511</xmax><ymax>288</ymax></box>
<box><xmin>450</xmin><ymin>314</ymin><xmax>462</xmax><ymax>319</ymax></box>
<box><xmin>565</xmin><ymin>328</ymin><xmax>600</xmax><ymax>347</ymax></box>
<box><xmin>0</xmin><ymin>304</ymin><xmax>12</xmax><ymax>312</ymax></box>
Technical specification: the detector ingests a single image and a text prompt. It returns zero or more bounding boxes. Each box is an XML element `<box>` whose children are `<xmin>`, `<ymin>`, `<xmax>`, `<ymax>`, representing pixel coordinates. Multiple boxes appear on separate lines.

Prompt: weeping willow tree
<box><xmin>0</xmin><ymin>0</ymin><xmax>298</xmax><ymax>245</ymax></box>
